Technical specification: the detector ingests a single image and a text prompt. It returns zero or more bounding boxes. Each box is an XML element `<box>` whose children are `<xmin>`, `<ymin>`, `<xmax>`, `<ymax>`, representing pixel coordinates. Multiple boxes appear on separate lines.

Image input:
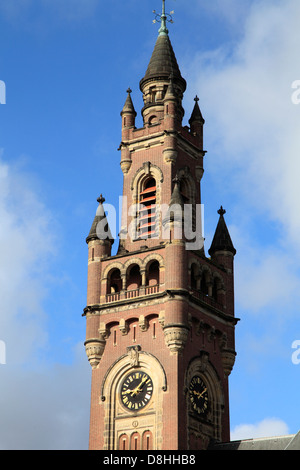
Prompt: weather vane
<box><xmin>153</xmin><ymin>0</ymin><xmax>174</xmax><ymax>36</ymax></box>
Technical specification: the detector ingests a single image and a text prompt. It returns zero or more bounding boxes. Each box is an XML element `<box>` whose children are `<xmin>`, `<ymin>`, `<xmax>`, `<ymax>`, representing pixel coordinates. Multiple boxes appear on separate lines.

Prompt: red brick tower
<box><xmin>84</xmin><ymin>3</ymin><xmax>238</xmax><ymax>451</ymax></box>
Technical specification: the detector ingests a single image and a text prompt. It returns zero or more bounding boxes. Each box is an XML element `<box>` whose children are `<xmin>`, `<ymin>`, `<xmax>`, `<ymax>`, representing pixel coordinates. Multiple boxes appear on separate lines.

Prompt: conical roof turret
<box><xmin>139</xmin><ymin>1</ymin><xmax>186</xmax><ymax>95</ymax></box>
<box><xmin>86</xmin><ymin>195</ymin><xmax>114</xmax><ymax>244</ymax></box>
<box><xmin>121</xmin><ymin>88</ymin><xmax>137</xmax><ymax>117</ymax></box>
<box><xmin>140</xmin><ymin>34</ymin><xmax>186</xmax><ymax>93</ymax></box>
<box><xmin>189</xmin><ymin>96</ymin><xmax>205</xmax><ymax>125</ymax></box>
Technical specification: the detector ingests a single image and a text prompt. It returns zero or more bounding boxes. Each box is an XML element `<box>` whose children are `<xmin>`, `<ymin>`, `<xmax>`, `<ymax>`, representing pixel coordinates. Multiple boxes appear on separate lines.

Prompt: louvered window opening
<box><xmin>138</xmin><ymin>178</ymin><xmax>157</xmax><ymax>239</ymax></box>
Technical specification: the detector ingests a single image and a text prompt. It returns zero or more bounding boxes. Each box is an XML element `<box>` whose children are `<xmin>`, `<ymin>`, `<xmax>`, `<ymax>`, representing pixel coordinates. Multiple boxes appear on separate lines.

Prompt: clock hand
<box><xmin>131</xmin><ymin>376</ymin><xmax>148</xmax><ymax>396</ymax></box>
<box><xmin>193</xmin><ymin>388</ymin><xmax>207</xmax><ymax>399</ymax></box>
<box><xmin>122</xmin><ymin>389</ymin><xmax>134</xmax><ymax>395</ymax></box>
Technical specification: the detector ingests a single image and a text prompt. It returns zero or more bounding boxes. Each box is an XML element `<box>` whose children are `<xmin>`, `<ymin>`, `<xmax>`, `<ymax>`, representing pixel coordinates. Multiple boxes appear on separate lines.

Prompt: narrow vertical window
<box><xmin>142</xmin><ymin>431</ymin><xmax>153</xmax><ymax>450</ymax></box>
<box><xmin>91</xmin><ymin>248</ymin><xmax>94</xmax><ymax>261</ymax></box>
<box><xmin>130</xmin><ymin>432</ymin><xmax>140</xmax><ymax>450</ymax></box>
<box><xmin>133</xmin><ymin>325</ymin><xmax>136</xmax><ymax>342</ymax></box>
<box><xmin>113</xmin><ymin>329</ymin><xmax>117</xmax><ymax>346</ymax></box>
<box><xmin>119</xmin><ymin>434</ymin><xmax>129</xmax><ymax>450</ymax></box>
<box><xmin>138</xmin><ymin>177</ymin><xmax>156</xmax><ymax>239</ymax></box>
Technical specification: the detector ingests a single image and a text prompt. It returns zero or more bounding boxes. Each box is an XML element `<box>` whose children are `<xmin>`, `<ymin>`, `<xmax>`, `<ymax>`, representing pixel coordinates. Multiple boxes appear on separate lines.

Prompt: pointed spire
<box><xmin>169</xmin><ymin>175</ymin><xmax>184</xmax><ymax>209</ymax></box>
<box><xmin>164</xmin><ymin>74</ymin><xmax>177</xmax><ymax>101</ymax></box>
<box><xmin>140</xmin><ymin>3</ymin><xmax>186</xmax><ymax>94</ymax></box>
<box><xmin>140</xmin><ymin>36</ymin><xmax>186</xmax><ymax>94</ymax></box>
<box><xmin>208</xmin><ymin>207</ymin><xmax>236</xmax><ymax>256</ymax></box>
<box><xmin>189</xmin><ymin>96</ymin><xmax>205</xmax><ymax>125</ymax></box>
<box><xmin>86</xmin><ymin>194</ymin><xmax>114</xmax><ymax>244</ymax></box>
<box><xmin>162</xmin><ymin>176</ymin><xmax>184</xmax><ymax>229</ymax></box>
<box><xmin>158</xmin><ymin>0</ymin><xmax>168</xmax><ymax>36</ymax></box>
<box><xmin>121</xmin><ymin>88</ymin><xmax>137</xmax><ymax>117</ymax></box>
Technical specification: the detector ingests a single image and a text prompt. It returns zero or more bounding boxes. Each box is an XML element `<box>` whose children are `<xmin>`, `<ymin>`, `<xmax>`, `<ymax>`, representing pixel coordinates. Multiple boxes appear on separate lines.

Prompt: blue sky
<box><xmin>0</xmin><ymin>0</ymin><xmax>299</xmax><ymax>449</ymax></box>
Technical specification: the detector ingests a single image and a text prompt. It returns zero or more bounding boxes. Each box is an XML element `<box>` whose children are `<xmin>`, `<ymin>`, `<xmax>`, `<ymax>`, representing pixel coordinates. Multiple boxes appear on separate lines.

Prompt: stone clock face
<box><xmin>189</xmin><ymin>375</ymin><xmax>209</xmax><ymax>416</ymax></box>
<box><xmin>121</xmin><ymin>371</ymin><xmax>153</xmax><ymax>411</ymax></box>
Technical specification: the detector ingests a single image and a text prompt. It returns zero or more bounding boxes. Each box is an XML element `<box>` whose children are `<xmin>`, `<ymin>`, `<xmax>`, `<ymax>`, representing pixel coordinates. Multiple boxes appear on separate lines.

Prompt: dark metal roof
<box><xmin>86</xmin><ymin>195</ymin><xmax>114</xmax><ymax>244</ymax></box>
<box><xmin>209</xmin><ymin>431</ymin><xmax>300</xmax><ymax>450</ymax></box>
<box><xmin>140</xmin><ymin>34</ymin><xmax>186</xmax><ymax>92</ymax></box>
<box><xmin>208</xmin><ymin>207</ymin><xmax>236</xmax><ymax>256</ymax></box>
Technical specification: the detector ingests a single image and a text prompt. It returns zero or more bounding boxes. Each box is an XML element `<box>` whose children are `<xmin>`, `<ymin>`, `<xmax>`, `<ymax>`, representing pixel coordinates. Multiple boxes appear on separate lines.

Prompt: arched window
<box><xmin>138</xmin><ymin>177</ymin><xmax>157</xmax><ymax>239</ymax></box>
<box><xmin>146</xmin><ymin>260</ymin><xmax>159</xmax><ymax>286</ymax></box>
<box><xmin>200</xmin><ymin>274</ymin><xmax>208</xmax><ymax>296</ymax></box>
<box><xmin>191</xmin><ymin>263</ymin><xmax>198</xmax><ymax>290</ymax></box>
<box><xmin>130</xmin><ymin>432</ymin><xmax>140</xmax><ymax>450</ymax></box>
<box><xmin>127</xmin><ymin>264</ymin><xmax>142</xmax><ymax>291</ymax></box>
<box><xmin>142</xmin><ymin>430</ymin><xmax>153</xmax><ymax>450</ymax></box>
<box><xmin>119</xmin><ymin>433</ymin><xmax>129</xmax><ymax>450</ymax></box>
<box><xmin>212</xmin><ymin>277</ymin><xmax>219</xmax><ymax>302</ymax></box>
<box><xmin>179</xmin><ymin>175</ymin><xmax>196</xmax><ymax>233</ymax></box>
<box><xmin>107</xmin><ymin>268</ymin><xmax>122</xmax><ymax>294</ymax></box>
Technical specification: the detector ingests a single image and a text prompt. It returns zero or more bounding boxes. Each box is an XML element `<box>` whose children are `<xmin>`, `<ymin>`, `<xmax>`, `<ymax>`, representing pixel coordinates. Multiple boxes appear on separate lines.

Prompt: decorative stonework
<box><xmin>119</xmin><ymin>318</ymin><xmax>129</xmax><ymax>336</ymax></box>
<box><xmin>138</xmin><ymin>315</ymin><xmax>149</xmax><ymax>332</ymax></box>
<box><xmin>101</xmin><ymin>351</ymin><xmax>167</xmax><ymax>450</ymax></box>
<box><xmin>120</xmin><ymin>159</ymin><xmax>132</xmax><ymax>174</ymax></box>
<box><xmin>85</xmin><ymin>338</ymin><xmax>106</xmax><ymax>369</ymax></box>
<box><xmin>163</xmin><ymin>324</ymin><xmax>189</xmax><ymax>355</ymax></box>
<box><xmin>127</xmin><ymin>345</ymin><xmax>141</xmax><ymax>367</ymax></box>
<box><xmin>221</xmin><ymin>348</ymin><xmax>236</xmax><ymax>377</ymax></box>
<box><xmin>163</xmin><ymin>148</ymin><xmax>177</xmax><ymax>164</ymax></box>
<box><xmin>185</xmin><ymin>355</ymin><xmax>225</xmax><ymax>448</ymax></box>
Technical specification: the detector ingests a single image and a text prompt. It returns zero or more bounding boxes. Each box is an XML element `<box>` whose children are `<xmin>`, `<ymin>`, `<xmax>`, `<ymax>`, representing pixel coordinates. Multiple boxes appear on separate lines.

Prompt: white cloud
<box><xmin>184</xmin><ymin>0</ymin><xmax>300</xmax><ymax>318</ymax></box>
<box><xmin>189</xmin><ymin>0</ymin><xmax>300</xmax><ymax>249</ymax></box>
<box><xmin>0</xmin><ymin>154</ymin><xmax>90</xmax><ymax>449</ymax></box>
<box><xmin>231</xmin><ymin>418</ymin><xmax>290</xmax><ymax>441</ymax></box>
<box><xmin>0</xmin><ymin>343</ymin><xmax>90</xmax><ymax>450</ymax></box>
<box><xmin>0</xmin><ymin>154</ymin><xmax>57</xmax><ymax>363</ymax></box>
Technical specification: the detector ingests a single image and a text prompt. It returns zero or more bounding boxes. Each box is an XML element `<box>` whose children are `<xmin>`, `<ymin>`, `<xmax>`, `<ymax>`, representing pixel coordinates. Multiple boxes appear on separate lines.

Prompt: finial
<box><xmin>218</xmin><ymin>206</ymin><xmax>226</xmax><ymax>216</ymax></box>
<box><xmin>194</xmin><ymin>95</ymin><xmax>199</xmax><ymax>102</ymax></box>
<box><xmin>97</xmin><ymin>194</ymin><xmax>105</xmax><ymax>205</ymax></box>
<box><xmin>153</xmin><ymin>0</ymin><xmax>174</xmax><ymax>36</ymax></box>
<box><xmin>126</xmin><ymin>88</ymin><xmax>132</xmax><ymax>94</ymax></box>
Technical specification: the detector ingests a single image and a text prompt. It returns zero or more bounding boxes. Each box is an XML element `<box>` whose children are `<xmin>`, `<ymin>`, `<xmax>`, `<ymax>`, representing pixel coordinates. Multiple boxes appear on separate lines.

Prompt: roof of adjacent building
<box><xmin>209</xmin><ymin>431</ymin><xmax>300</xmax><ymax>450</ymax></box>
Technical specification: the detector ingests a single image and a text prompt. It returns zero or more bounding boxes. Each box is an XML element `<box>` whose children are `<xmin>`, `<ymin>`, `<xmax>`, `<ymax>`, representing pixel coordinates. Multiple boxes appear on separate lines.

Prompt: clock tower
<box><xmin>83</xmin><ymin>1</ymin><xmax>238</xmax><ymax>451</ymax></box>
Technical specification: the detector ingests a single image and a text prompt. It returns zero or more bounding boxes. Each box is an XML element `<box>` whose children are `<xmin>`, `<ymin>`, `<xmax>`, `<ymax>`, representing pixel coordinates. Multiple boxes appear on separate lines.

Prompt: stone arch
<box><xmin>124</xmin><ymin>257</ymin><xmax>144</xmax><ymax>271</ymax></box>
<box><xmin>124</xmin><ymin>258</ymin><xmax>144</xmax><ymax>290</ymax></box>
<box><xmin>185</xmin><ymin>354</ymin><xmax>224</xmax><ymax>447</ymax></box>
<box><xmin>101</xmin><ymin>351</ymin><xmax>167</xmax><ymax>450</ymax></box>
<box><xmin>144</xmin><ymin>253</ymin><xmax>164</xmax><ymax>287</ymax></box>
<box><xmin>144</xmin><ymin>252</ymin><xmax>164</xmax><ymax>269</ymax></box>
<box><xmin>130</xmin><ymin>162</ymin><xmax>164</xmax><ymax>197</ymax></box>
<box><xmin>129</xmin><ymin>163</ymin><xmax>163</xmax><ymax>240</ymax></box>
<box><xmin>102</xmin><ymin>261</ymin><xmax>125</xmax><ymax>280</ymax></box>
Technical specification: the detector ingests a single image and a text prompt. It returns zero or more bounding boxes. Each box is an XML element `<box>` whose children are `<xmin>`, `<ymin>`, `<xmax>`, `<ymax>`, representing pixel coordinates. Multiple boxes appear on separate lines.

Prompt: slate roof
<box><xmin>208</xmin><ymin>207</ymin><xmax>236</xmax><ymax>256</ymax></box>
<box><xmin>140</xmin><ymin>34</ymin><xmax>186</xmax><ymax>92</ymax></box>
<box><xmin>209</xmin><ymin>431</ymin><xmax>300</xmax><ymax>450</ymax></box>
<box><xmin>86</xmin><ymin>195</ymin><xmax>114</xmax><ymax>244</ymax></box>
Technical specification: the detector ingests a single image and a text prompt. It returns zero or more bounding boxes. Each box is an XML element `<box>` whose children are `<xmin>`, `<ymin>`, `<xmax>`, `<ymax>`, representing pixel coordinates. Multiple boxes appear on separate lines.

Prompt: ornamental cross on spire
<box><xmin>153</xmin><ymin>0</ymin><xmax>174</xmax><ymax>36</ymax></box>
